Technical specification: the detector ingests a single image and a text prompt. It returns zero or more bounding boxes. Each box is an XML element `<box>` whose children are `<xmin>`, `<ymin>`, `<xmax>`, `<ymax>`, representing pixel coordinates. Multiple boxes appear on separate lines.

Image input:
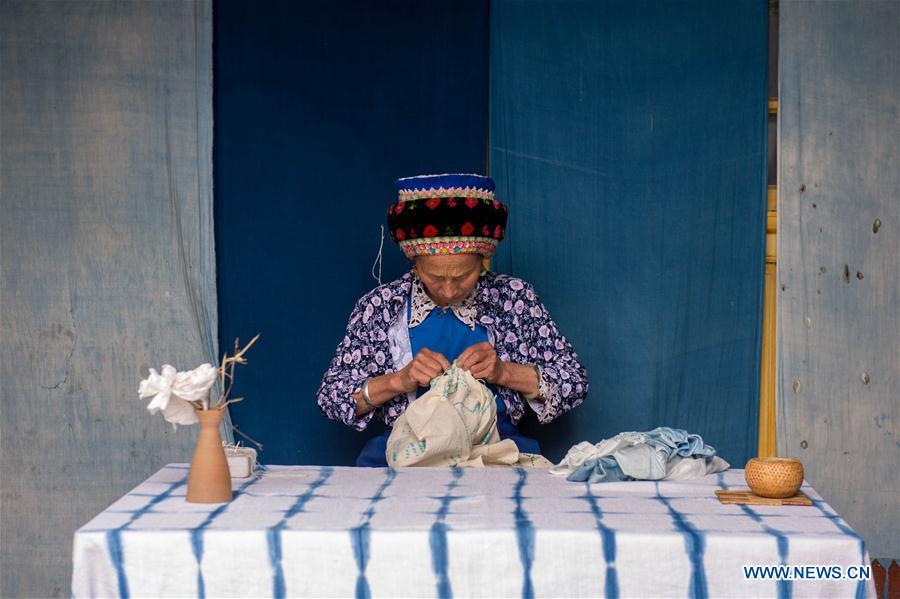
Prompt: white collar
<box><xmin>409</xmin><ymin>273</ymin><xmax>479</xmax><ymax>330</ymax></box>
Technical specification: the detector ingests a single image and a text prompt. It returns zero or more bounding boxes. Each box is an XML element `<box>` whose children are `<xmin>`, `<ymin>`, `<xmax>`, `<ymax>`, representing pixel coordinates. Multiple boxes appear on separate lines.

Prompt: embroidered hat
<box><xmin>387</xmin><ymin>173</ymin><xmax>509</xmax><ymax>259</ymax></box>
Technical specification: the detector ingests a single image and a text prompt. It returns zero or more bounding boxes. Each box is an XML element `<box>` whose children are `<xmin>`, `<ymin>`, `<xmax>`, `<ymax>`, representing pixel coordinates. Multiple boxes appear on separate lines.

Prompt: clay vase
<box><xmin>186</xmin><ymin>407</ymin><xmax>233</xmax><ymax>503</ymax></box>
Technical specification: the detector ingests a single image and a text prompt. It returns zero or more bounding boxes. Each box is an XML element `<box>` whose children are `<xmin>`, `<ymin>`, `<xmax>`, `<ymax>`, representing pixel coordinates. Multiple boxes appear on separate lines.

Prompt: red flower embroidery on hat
<box><xmin>409</xmin><ymin>228</ymin><xmax>418</xmax><ymax>238</ymax></box>
<box><xmin>395</xmin><ymin>229</ymin><xmax>406</xmax><ymax>241</ymax></box>
<box><xmin>423</xmin><ymin>225</ymin><xmax>438</xmax><ymax>237</ymax></box>
<box><xmin>460</xmin><ymin>222</ymin><xmax>474</xmax><ymax>236</ymax></box>
<box><xmin>494</xmin><ymin>225</ymin><xmax>503</xmax><ymax>238</ymax></box>
<box><xmin>447</xmin><ymin>198</ymin><xmax>458</xmax><ymax>207</ymax></box>
<box><xmin>425</xmin><ymin>197</ymin><xmax>441</xmax><ymax>209</ymax></box>
<box><xmin>465</xmin><ymin>197</ymin><xmax>479</xmax><ymax>209</ymax></box>
<box><xmin>394</xmin><ymin>202</ymin><xmax>405</xmax><ymax>214</ymax></box>
<box><xmin>482</xmin><ymin>225</ymin><xmax>491</xmax><ymax>236</ymax></box>
<box><xmin>492</xmin><ymin>200</ymin><xmax>500</xmax><ymax>210</ymax></box>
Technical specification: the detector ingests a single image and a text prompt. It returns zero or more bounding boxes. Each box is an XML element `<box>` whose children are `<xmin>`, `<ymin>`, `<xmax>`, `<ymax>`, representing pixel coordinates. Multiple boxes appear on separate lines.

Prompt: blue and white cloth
<box><xmin>552</xmin><ymin>427</ymin><xmax>730</xmax><ymax>483</ymax></box>
<box><xmin>72</xmin><ymin>464</ymin><xmax>875</xmax><ymax>598</ymax></box>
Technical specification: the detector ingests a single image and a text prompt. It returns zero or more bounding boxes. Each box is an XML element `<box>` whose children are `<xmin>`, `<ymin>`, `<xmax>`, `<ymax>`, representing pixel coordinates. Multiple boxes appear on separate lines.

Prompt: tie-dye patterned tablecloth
<box><xmin>72</xmin><ymin>465</ymin><xmax>875</xmax><ymax>598</ymax></box>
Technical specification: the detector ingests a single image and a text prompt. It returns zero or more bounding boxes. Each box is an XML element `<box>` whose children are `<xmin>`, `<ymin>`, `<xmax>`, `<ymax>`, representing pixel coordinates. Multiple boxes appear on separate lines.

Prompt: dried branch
<box><xmin>219</xmin><ymin>352</ymin><xmax>227</xmax><ymax>393</ymax></box>
<box><xmin>231</xmin><ymin>424</ymin><xmax>263</xmax><ymax>451</ymax></box>
<box><xmin>221</xmin><ymin>396</ymin><xmax>245</xmax><ymax>408</ymax></box>
<box><xmin>212</xmin><ymin>333</ymin><xmax>261</xmax><ymax>409</ymax></box>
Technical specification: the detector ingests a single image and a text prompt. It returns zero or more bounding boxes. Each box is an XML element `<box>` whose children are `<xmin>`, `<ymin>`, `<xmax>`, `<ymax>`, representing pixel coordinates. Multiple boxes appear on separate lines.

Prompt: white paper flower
<box><xmin>138</xmin><ymin>363</ymin><xmax>216</xmax><ymax>427</ymax></box>
<box><xmin>172</xmin><ymin>363</ymin><xmax>218</xmax><ymax>402</ymax></box>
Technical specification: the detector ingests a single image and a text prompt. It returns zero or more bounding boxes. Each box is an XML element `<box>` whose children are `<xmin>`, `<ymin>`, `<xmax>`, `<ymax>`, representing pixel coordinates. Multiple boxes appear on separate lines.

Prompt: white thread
<box><xmin>371</xmin><ymin>224</ymin><xmax>384</xmax><ymax>285</ymax></box>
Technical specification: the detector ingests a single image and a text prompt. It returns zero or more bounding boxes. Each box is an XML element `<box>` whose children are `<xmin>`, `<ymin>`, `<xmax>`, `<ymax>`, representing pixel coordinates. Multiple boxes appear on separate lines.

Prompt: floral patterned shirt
<box><xmin>316</xmin><ymin>269</ymin><xmax>589</xmax><ymax>431</ymax></box>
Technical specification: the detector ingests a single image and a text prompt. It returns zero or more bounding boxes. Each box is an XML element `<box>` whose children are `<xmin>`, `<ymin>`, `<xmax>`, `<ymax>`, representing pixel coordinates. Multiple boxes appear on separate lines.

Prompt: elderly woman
<box><xmin>317</xmin><ymin>173</ymin><xmax>589</xmax><ymax>466</ymax></box>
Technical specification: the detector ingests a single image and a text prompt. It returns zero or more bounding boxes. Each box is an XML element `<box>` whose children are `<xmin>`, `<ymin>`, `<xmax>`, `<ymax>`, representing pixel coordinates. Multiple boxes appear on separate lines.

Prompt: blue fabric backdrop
<box><xmin>216</xmin><ymin>0</ymin><xmax>767</xmax><ymax>467</ymax></box>
<box><xmin>489</xmin><ymin>0</ymin><xmax>768</xmax><ymax>465</ymax></box>
<box><xmin>214</xmin><ymin>0</ymin><xmax>489</xmax><ymax>465</ymax></box>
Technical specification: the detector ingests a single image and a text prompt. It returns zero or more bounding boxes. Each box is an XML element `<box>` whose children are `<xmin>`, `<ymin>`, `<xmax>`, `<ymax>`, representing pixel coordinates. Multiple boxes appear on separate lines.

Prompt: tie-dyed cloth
<box><xmin>386</xmin><ymin>363</ymin><xmax>551</xmax><ymax>468</ymax></box>
<box><xmin>72</xmin><ymin>464</ymin><xmax>875</xmax><ymax>598</ymax></box>
<box><xmin>552</xmin><ymin>427</ymin><xmax>730</xmax><ymax>483</ymax></box>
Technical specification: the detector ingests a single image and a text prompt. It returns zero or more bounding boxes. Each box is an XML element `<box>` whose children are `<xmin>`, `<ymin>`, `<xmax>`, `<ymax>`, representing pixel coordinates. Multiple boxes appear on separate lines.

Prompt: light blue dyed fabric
<box><xmin>1</xmin><ymin>2</ymin><xmax>216</xmax><ymax>596</ymax></box>
<box><xmin>567</xmin><ymin>427</ymin><xmax>720</xmax><ymax>483</ymax></box>
<box><xmin>778</xmin><ymin>0</ymin><xmax>899</xmax><ymax>560</ymax></box>
<box><xmin>571</xmin><ymin>456</ymin><xmax>630</xmax><ymax>483</ymax></box>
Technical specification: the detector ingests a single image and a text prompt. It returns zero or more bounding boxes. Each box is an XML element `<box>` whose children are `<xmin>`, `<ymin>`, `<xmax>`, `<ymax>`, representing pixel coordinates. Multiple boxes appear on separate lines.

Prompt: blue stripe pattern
<box><xmin>655</xmin><ymin>481</ymin><xmax>708</xmax><ymax>599</ymax></box>
<box><xmin>716</xmin><ymin>473</ymin><xmax>792</xmax><ymax>599</ymax></box>
<box><xmin>107</xmin><ymin>475</ymin><xmax>187</xmax><ymax>599</ymax></box>
<box><xmin>810</xmin><ymin>498</ymin><xmax>869</xmax><ymax>599</ymax></box>
<box><xmin>96</xmin><ymin>467</ymin><xmax>871</xmax><ymax>598</ymax></box>
<box><xmin>190</xmin><ymin>475</ymin><xmax>261</xmax><ymax>598</ymax></box>
<box><xmin>583</xmin><ymin>482</ymin><xmax>619</xmax><ymax>598</ymax></box>
<box><xmin>512</xmin><ymin>468</ymin><xmax>535</xmax><ymax>599</ymax></box>
<box><xmin>430</xmin><ymin>468</ymin><xmax>463</xmax><ymax>598</ymax></box>
<box><xmin>351</xmin><ymin>469</ymin><xmax>396</xmax><ymax>599</ymax></box>
<box><xmin>267</xmin><ymin>466</ymin><xmax>333</xmax><ymax>599</ymax></box>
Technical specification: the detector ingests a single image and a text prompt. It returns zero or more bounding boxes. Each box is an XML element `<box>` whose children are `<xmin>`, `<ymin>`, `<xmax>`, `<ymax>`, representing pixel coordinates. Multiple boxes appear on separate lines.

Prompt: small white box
<box><xmin>225</xmin><ymin>446</ymin><xmax>257</xmax><ymax>478</ymax></box>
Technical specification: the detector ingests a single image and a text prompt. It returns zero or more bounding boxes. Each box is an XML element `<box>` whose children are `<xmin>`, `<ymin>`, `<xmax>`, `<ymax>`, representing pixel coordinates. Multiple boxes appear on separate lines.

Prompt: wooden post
<box><xmin>758</xmin><ymin>184</ymin><xmax>778</xmax><ymax>457</ymax></box>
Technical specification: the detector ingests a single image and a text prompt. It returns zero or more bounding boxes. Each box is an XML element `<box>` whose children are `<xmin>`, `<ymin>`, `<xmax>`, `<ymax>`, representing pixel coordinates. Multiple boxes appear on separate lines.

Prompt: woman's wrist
<box><xmin>496</xmin><ymin>361</ymin><xmax>541</xmax><ymax>398</ymax></box>
<box><xmin>354</xmin><ymin>372</ymin><xmax>404</xmax><ymax>415</ymax></box>
<box><xmin>495</xmin><ymin>360</ymin><xmax>510</xmax><ymax>387</ymax></box>
<box><xmin>370</xmin><ymin>371</ymin><xmax>413</xmax><ymax>401</ymax></box>
<box><xmin>360</xmin><ymin>379</ymin><xmax>377</xmax><ymax>411</ymax></box>
<box><xmin>387</xmin><ymin>370</ymin><xmax>412</xmax><ymax>395</ymax></box>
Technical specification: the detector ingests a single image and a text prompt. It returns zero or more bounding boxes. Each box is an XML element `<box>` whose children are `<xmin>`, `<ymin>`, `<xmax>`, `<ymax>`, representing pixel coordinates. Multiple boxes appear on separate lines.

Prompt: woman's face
<box><xmin>414</xmin><ymin>254</ymin><xmax>484</xmax><ymax>307</ymax></box>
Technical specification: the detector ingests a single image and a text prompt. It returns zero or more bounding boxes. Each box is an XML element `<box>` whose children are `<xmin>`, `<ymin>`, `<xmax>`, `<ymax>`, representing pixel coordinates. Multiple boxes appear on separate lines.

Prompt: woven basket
<box><xmin>745</xmin><ymin>457</ymin><xmax>804</xmax><ymax>498</ymax></box>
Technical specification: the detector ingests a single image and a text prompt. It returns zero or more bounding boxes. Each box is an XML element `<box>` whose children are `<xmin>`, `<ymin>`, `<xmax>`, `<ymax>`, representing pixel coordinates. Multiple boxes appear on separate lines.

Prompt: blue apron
<box><xmin>356</xmin><ymin>296</ymin><xmax>540</xmax><ymax>467</ymax></box>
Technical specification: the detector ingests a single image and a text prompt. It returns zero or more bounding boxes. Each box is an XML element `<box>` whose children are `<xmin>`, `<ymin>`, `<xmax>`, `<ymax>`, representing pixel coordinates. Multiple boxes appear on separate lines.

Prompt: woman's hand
<box><xmin>458</xmin><ymin>342</ymin><xmax>504</xmax><ymax>384</ymax></box>
<box><xmin>397</xmin><ymin>348</ymin><xmax>451</xmax><ymax>393</ymax></box>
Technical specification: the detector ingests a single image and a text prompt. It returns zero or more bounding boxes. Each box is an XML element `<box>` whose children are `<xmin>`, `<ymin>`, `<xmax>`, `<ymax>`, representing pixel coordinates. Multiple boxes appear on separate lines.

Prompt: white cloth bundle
<box><xmin>386</xmin><ymin>363</ymin><xmax>551</xmax><ymax>468</ymax></box>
